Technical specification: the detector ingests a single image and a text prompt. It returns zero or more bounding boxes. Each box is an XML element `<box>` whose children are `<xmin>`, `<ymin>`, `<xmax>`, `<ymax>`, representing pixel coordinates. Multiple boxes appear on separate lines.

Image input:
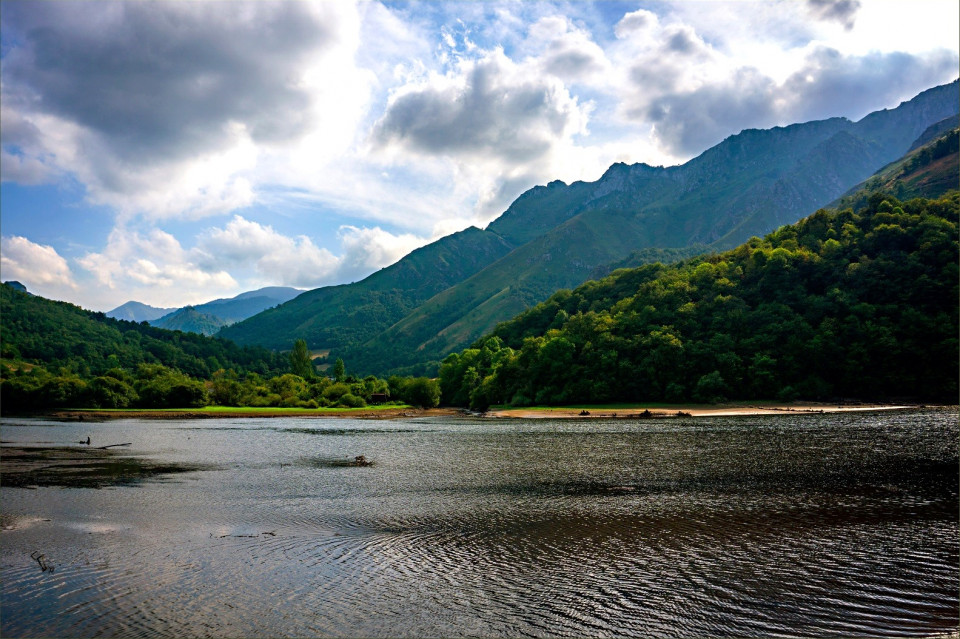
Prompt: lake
<box><xmin>1</xmin><ymin>408</ymin><xmax>957</xmax><ymax>638</ymax></box>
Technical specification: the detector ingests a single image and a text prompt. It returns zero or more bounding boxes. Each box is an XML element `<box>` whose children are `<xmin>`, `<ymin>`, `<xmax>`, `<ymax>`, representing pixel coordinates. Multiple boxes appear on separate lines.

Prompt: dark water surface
<box><xmin>1</xmin><ymin>409</ymin><xmax>957</xmax><ymax>638</ymax></box>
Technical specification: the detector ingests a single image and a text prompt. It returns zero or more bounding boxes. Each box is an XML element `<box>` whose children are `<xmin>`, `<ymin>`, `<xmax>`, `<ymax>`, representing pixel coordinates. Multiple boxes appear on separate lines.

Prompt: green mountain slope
<box><xmin>152</xmin><ymin>307</ymin><xmax>230</xmax><ymax>336</ymax></box>
<box><xmin>218</xmin><ymin>226</ymin><xmax>516</xmax><ymax>350</ymax></box>
<box><xmin>833</xmin><ymin>127</ymin><xmax>959</xmax><ymax>208</ymax></box>
<box><xmin>0</xmin><ymin>283</ymin><xmax>287</xmax><ymax>379</ymax></box>
<box><xmin>440</xmin><ymin>190</ymin><xmax>959</xmax><ymax>407</ymax></box>
<box><xmin>341</xmin><ymin>81</ymin><xmax>959</xmax><ymax>375</ymax></box>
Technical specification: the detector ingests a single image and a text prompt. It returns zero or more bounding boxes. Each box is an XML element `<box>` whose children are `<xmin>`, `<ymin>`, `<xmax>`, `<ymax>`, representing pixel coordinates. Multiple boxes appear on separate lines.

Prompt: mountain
<box><xmin>340</xmin><ymin>80</ymin><xmax>960</xmax><ymax>375</ymax></box>
<box><xmin>832</xmin><ymin>126</ymin><xmax>959</xmax><ymax>208</ymax></box>
<box><xmin>106</xmin><ymin>300</ymin><xmax>175</xmax><ymax>322</ymax></box>
<box><xmin>440</xmin><ymin>189</ymin><xmax>959</xmax><ymax>407</ymax></box>
<box><xmin>152</xmin><ymin>307</ymin><xmax>230</xmax><ymax>336</ymax></box>
<box><xmin>109</xmin><ymin>286</ymin><xmax>302</xmax><ymax>335</ymax></box>
<box><xmin>218</xmin><ymin>226</ymin><xmax>515</xmax><ymax>350</ymax></box>
<box><xmin>183</xmin><ymin>286</ymin><xmax>303</xmax><ymax>322</ymax></box>
<box><xmin>222</xmin><ymin>80</ymin><xmax>959</xmax><ymax>375</ymax></box>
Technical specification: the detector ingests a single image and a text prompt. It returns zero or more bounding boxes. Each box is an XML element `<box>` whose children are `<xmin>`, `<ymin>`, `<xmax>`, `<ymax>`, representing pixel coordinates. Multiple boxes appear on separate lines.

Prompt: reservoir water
<box><xmin>1</xmin><ymin>408</ymin><xmax>957</xmax><ymax>637</ymax></box>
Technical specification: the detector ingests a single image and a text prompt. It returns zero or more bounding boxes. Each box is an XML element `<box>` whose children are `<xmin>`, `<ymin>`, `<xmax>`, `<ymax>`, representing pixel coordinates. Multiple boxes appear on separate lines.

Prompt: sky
<box><xmin>1</xmin><ymin>0</ymin><xmax>957</xmax><ymax>312</ymax></box>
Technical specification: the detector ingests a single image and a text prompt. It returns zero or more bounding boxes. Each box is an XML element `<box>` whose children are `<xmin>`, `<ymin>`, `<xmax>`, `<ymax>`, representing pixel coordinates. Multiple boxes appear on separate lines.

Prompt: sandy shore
<box><xmin>486</xmin><ymin>403</ymin><xmax>923</xmax><ymax>419</ymax></box>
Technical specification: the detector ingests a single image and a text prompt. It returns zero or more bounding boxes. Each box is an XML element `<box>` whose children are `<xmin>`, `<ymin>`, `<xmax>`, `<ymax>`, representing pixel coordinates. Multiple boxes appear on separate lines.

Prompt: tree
<box><xmin>402</xmin><ymin>377</ymin><xmax>441</xmax><ymax>408</ymax></box>
<box><xmin>289</xmin><ymin>339</ymin><xmax>314</xmax><ymax>379</ymax></box>
<box><xmin>332</xmin><ymin>357</ymin><xmax>346</xmax><ymax>383</ymax></box>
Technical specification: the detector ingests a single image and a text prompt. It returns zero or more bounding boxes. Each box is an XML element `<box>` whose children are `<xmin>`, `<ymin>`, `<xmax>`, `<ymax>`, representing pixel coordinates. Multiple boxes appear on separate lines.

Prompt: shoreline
<box><xmin>19</xmin><ymin>402</ymin><xmax>944</xmax><ymax>422</ymax></box>
<box><xmin>39</xmin><ymin>407</ymin><xmax>463</xmax><ymax>421</ymax></box>
<box><xmin>484</xmin><ymin>402</ymin><xmax>930</xmax><ymax>419</ymax></box>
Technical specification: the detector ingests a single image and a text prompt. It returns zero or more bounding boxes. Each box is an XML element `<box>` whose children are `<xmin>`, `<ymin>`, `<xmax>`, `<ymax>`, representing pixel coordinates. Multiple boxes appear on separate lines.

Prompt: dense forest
<box><xmin>0</xmin><ymin>287</ymin><xmax>440</xmax><ymax>413</ymax></box>
<box><xmin>439</xmin><ymin>193</ymin><xmax>959</xmax><ymax>408</ymax></box>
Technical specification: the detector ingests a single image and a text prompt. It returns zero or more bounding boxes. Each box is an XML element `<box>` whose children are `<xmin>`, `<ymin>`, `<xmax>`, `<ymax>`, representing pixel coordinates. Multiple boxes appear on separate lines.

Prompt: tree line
<box><xmin>1</xmin><ymin>356</ymin><xmax>440</xmax><ymax>412</ymax></box>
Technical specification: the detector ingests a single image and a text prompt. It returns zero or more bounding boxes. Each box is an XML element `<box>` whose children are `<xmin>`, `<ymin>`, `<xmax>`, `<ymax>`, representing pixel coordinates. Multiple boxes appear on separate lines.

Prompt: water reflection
<box><xmin>1</xmin><ymin>409</ymin><xmax>957</xmax><ymax>637</ymax></box>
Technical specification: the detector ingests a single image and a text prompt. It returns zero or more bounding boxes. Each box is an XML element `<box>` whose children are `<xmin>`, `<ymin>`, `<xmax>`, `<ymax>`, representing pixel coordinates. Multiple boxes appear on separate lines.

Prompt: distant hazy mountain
<box><xmin>106</xmin><ymin>300</ymin><xmax>175</xmax><ymax>322</ymax></box>
<box><xmin>108</xmin><ymin>286</ymin><xmax>303</xmax><ymax>336</ymax></box>
<box><xmin>222</xmin><ymin>80</ymin><xmax>959</xmax><ymax>375</ymax></box>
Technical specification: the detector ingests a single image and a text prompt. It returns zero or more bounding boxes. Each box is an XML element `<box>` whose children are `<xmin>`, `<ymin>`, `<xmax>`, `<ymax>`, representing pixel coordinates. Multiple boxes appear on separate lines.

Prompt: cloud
<box><xmin>525</xmin><ymin>16</ymin><xmax>610</xmax><ymax>84</ymax></box>
<box><xmin>613</xmin><ymin>9</ymin><xmax>659</xmax><ymax>39</ymax></box>
<box><xmin>805</xmin><ymin>0</ymin><xmax>861</xmax><ymax>30</ymax></box>
<box><xmin>0</xmin><ymin>1</ymin><xmax>369</xmax><ymax>219</ymax></box>
<box><xmin>336</xmin><ymin>226</ymin><xmax>428</xmax><ymax>282</ymax></box>
<box><xmin>3</xmin><ymin>2</ymin><xmax>334</xmax><ymax>159</ymax></box>
<box><xmin>641</xmin><ymin>69</ymin><xmax>778</xmax><ymax>156</ymax></box>
<box><xmin>780</xmin><ymin>47</ymin><xmax>960</xmax><ymax>122</ymax></box>
<box><xmin>77</xmin><ymin>227</ymin><xmax>237</xmax><ymax>306</ymax></box>
<box><xmin>613</xmin><ymin>8</ymin><xmax>959</xmax><ymax>156</ymax></box>
<box><xmin>372</xmin><ymin>48</ymin><xmax>589</xmax><ymax>165</ymax></box>
<box><xmin>196</xmin><ymin>216</ymin><xmax>338</xmax><ymax>288</ymax></box>
<box><xmin>0</xmin><ymin>236</ymin><xmax>78</xmax><ymax>292</ymax></box>
<box><xmin>195</xmin><ymin>216</ymin><xmax>428</xmax><ymax>288</ymax></box>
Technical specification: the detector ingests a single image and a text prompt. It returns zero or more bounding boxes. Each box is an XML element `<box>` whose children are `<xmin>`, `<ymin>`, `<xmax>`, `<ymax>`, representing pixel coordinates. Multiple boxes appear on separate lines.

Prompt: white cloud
<box><xmin>77</xmin><ymin>227</ymin><xmax>238</xmax><ymax>307</ymax></box>
<box><xmin>336</xmin><ymin>225</ymin><xmax>427</xmax><ymax>281</ymax></box>
<box><xmin>805</xmin><ymin>0</ymin><xmax>861</xmax><ymax>30</ymax></box>
<box><xmin>0</xmin><ymin>236</ymin><xmax>78</xmax><ymax>293</ymax></box>
<box><xmin>609</xmin><ymin>5</ymin><xmax>959</xmax><ymax>155</ymax></box>
<box><xmin>523</xmin><ymin>15</ymin><xmax>611</xmax><ymax>84</ymax></box>
<box><xmin>197</xmin><ymin>216</ymin><xmax>338</xmax><ymax>288</ymax></box>
<box><xmin>373</xmin><ymin>47</ymin><xmax>589</xmax><ymax>164</ymax></box>
<box><xmin>195</xmin><ymin>216</ymin><xmax>429</xmax><ymax>289</ymax></box>
<box><xmin>0</xmin><ymin>1</ymin><xmax>370</xmax><ymax>220</ymax></box>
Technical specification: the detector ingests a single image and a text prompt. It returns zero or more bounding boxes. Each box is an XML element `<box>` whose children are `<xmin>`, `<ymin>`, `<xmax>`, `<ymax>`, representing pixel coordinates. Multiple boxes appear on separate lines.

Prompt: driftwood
<box><xmin>30</xmin><ymin>551</ymin><xmax>54</xmax><ymax>572</ymax></box>
<box><xmin>95</xmin><ymin>443</ymin><xmax>132</xmax><ymax>450</ymax></box>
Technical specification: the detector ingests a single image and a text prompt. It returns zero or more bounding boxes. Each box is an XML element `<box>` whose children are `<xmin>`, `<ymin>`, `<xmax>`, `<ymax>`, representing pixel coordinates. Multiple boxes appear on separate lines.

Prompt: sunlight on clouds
<box><xmin>336</xmin><ymin>225</ymin><xmax>429</xmax><ymax>281</ymax></box>
<box><xmin>1</xmin><ymin>1</ymin><xmax>367</xmax><ymax>221</ymax></box>
<box><xmin>194</xmin><ymin>216</ymin><xmax>429</xmax><ymax>290</ymax></box>
<box><xmin>197</xmin><ymin>216</ymin><xmax>339</xmax><ymax>287</ymax></box>
<box><xmin>77</xmin><ymin>227</ymin><xmax>237</xmax><ymax>306</ymax></box>
<box><xmin>0</xmin><ymin>236</ymin><xmax>78</xmax><ymax>292</ymax></box>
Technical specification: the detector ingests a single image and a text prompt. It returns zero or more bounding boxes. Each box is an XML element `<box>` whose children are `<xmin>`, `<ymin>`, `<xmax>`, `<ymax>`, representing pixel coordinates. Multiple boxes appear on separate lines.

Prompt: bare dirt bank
<box><xmin>486</xmin><ymin>403</ymin><xmax>927</xmax><ymax>419</ymax></box>
<box><xmin>45</xmin><ymin>407</ymin><xmax>463</xmax><ymax>421</ymax></box>
<box><xmin>28</xmin><ymin>404</ymin><xmax>942</xmax><ymax>422</ymax></box>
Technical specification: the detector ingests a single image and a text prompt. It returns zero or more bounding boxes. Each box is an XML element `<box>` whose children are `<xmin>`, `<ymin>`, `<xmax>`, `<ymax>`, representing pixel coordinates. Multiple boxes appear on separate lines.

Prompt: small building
<box><xmin>369</xmin><ymin>393</ymin><xmax>388</xmax><ymax>405</ymax></box>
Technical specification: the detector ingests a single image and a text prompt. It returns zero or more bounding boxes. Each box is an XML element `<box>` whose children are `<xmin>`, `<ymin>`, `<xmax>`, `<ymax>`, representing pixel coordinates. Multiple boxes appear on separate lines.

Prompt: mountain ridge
<box><xmin>221</xmin><ymin>79</ymin><xmax>959</xmax><ymax>375</ymax></box>
<box><xmin>338</xmin><ymin>80</ymin><xmax>959</xmax><ymax>374</ymax></box>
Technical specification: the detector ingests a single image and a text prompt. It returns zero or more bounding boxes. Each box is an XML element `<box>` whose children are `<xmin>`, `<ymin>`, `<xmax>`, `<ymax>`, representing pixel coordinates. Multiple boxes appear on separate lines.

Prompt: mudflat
<box><xmin>0</xmin><ymin>445</ymin><xmax>208</xmax><ymax>489</ymax></box>
<box><xmin>486</xmin><ymin>403</ymin><xmax>919</xmax><ymax>419</ymax></box>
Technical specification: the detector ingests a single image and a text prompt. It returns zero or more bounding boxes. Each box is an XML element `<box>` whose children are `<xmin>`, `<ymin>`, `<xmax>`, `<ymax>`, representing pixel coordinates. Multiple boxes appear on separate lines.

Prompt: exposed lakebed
<box><xmin>1</xmin><ymin>408</ymin><xmax>957</xmax><ymax>637</ymax></box>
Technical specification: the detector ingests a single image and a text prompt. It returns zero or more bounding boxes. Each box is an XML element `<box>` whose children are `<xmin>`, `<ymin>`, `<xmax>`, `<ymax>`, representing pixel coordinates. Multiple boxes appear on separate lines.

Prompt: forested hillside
<box><xmin>440</xmin><ymin>193</ymin><xmax>959</xmax><ymax>408</ymax></box>
<box><xmin>0</xmin><ymin>284</ymin><xmax>287</xmax><ymax>379</ymax></box>
<box><xmin>0</xmin><ymin>285</ymin><xmax>442</xmax><ymax>413</ymax></box>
